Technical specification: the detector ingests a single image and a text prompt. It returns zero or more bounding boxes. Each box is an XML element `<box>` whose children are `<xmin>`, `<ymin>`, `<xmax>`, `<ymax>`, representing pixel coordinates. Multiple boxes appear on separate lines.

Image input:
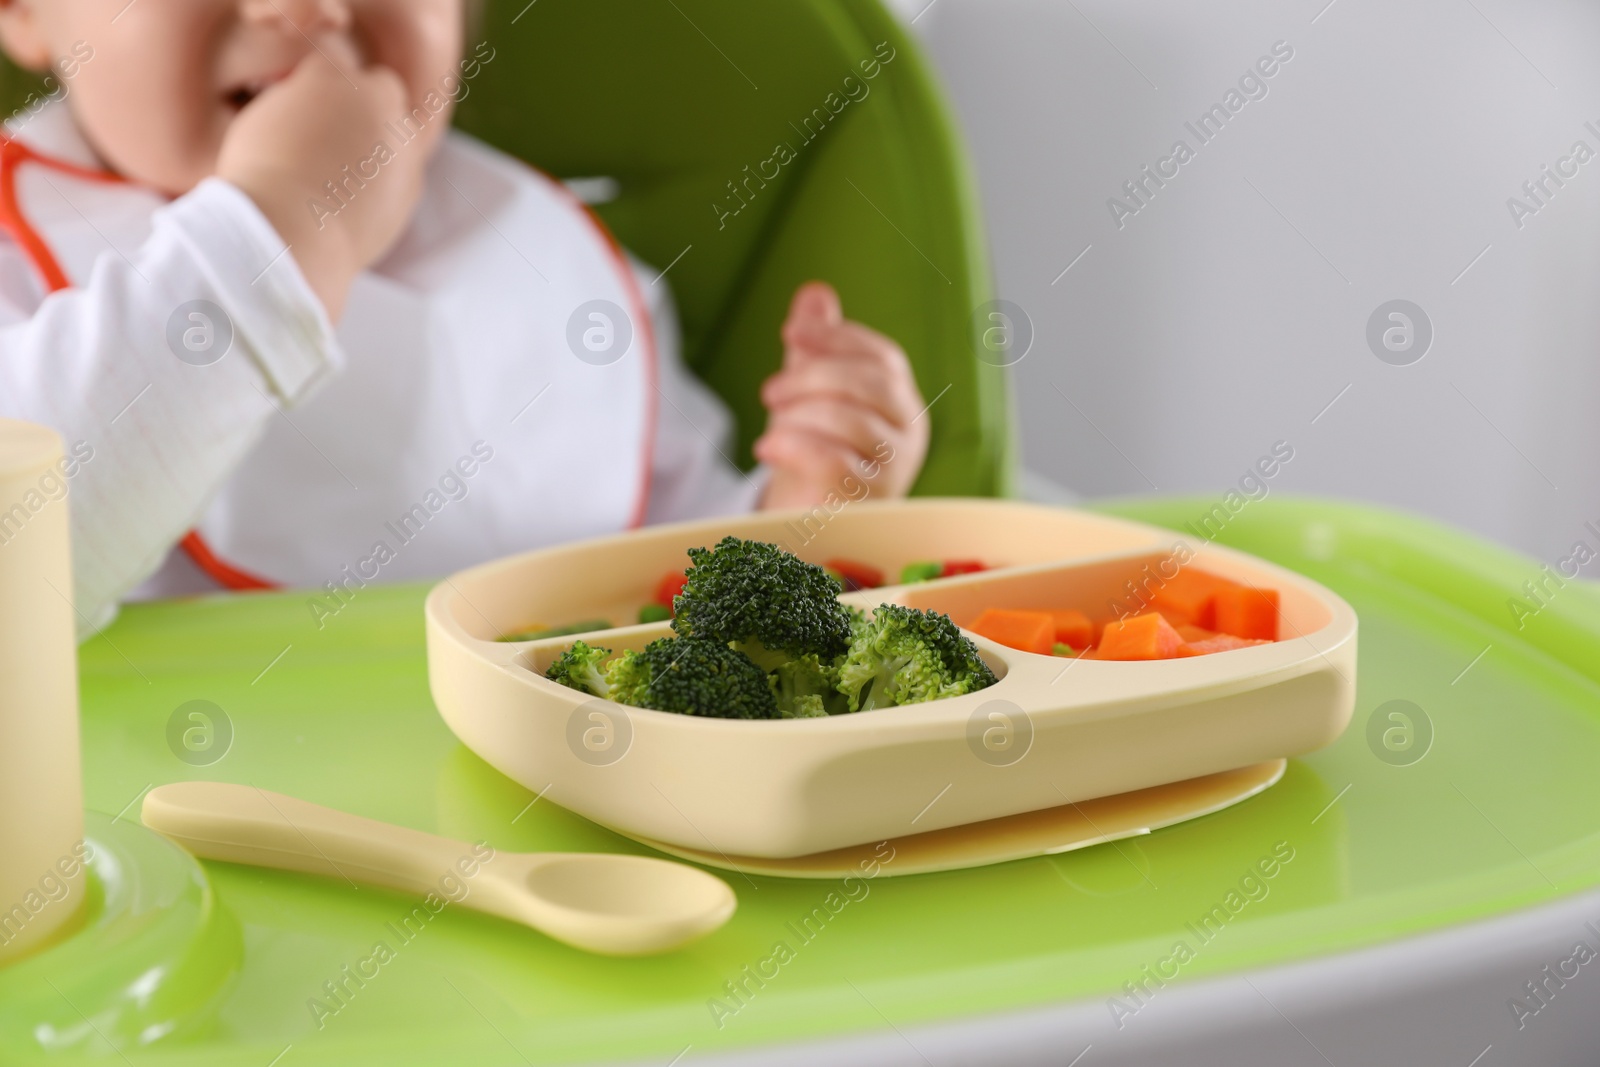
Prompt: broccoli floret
<box><xmin>836</xmin><ymin>604</ymin><xmax>998</xmax><ymax>711</ymax></box>
<box><xmin>600</xmin><ymin>647</ymin><xmax>652</xmax><ymax>707</ymax></box>
<box><xmin>784</xmin><ymin>695</ymin><xmax>830</xmax><ymax>719</ymax></box>
<box><xmin>544</xmin><ymin>640</ymin><xmax>612</xmax><ymax>697</ymax></box>
<box><xmin>769</xmin><ymin>653</ymin><xmax>846</xmax><ymax>718</ymax></box>
<box><xmin>671</xmin><ymin>537</ymin><xmax>853</xmax><ymax>669</ymax></box>
<box><xmin>606</xmin><ymin>637</ymin><xmax>778</xmax><ymax>719</ymax></box>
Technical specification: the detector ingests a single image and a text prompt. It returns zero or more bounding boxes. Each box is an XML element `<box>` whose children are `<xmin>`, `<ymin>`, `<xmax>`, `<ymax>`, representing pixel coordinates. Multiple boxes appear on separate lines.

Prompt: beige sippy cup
<box><xmin>0</xmin><ymin>419</ymin><xmax>86</xmax><ymax>964</ymax></box>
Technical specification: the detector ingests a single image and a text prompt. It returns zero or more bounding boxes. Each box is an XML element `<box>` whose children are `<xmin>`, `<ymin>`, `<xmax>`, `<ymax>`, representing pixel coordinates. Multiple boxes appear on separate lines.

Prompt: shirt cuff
<box><xmin>158</xmin><ymin>178</ymin><xmax>344</xmax><ymax>406</ymax></box>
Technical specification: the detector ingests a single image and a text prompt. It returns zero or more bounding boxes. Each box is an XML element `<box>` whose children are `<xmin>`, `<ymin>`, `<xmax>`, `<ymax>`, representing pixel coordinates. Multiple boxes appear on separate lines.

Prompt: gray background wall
<box><xmin>895</xmin><ymin>0</ymin><xmax>1600</xmax><ymax>569</ymax></box>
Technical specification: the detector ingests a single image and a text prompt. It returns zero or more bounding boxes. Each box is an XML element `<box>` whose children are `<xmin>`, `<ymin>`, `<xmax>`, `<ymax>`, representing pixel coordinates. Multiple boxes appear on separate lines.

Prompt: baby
<box><xmin>0</xmin><ymin>0</ymin><xmax>929</xmax><ymax>631</ymax></box>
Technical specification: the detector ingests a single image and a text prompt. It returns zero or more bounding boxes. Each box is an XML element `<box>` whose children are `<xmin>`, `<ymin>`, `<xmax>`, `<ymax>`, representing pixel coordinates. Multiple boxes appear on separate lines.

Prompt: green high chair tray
<box><xmin>7</xmin><ymin>495</ymin><xmax>1600</xmax><ymax>1065</ymax></box>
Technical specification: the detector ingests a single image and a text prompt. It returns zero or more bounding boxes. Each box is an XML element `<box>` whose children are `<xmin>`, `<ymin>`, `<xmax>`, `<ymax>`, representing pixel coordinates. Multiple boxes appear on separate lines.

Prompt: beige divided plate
<box><xmin>622</xmin><ymin>760</ymin><xmax>1286</xmax><ymax>879</ymax></box>
<box><xmin>425</xmin><ymin>500</ymin><xmax>1357</xmax><ymax>860</ymax></box>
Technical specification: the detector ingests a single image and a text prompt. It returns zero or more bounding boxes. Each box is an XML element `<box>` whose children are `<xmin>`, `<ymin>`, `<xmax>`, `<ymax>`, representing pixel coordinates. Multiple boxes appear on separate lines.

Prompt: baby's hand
<box><xmin>756</xmin><ymin>282</ymin><xmax>929</xmax><ymax>510</ymax></box>
<box><xmin>216</xmin><ymin>36</ymin><xmax>427</xmax><ymax>320</ymax></box>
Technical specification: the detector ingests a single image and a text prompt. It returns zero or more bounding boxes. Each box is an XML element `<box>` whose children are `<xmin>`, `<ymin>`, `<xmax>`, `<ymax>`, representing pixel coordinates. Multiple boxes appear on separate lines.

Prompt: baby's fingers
<box><xmin>783</xmin><ymin>282</ymin><xmax>843</xmax><ymax>335</ymax></box>
<box><xmin>754</xmin><ymin>426</ymin><xmax>861</xmax><ymax>486</ymax></box>
<box><xmin>784</xmin><ymin>318</ymin><xmax>902</xmax><ymax>363</ymax></box>
<box><xmin>761</xmin><ymin>358</ymin><xmax>923</xmax><ymax>429</ymax></box>
<box><xmin>760</xmin><ymin>397</ymin><xmax>896</xmax><ymax>461</ymax></box>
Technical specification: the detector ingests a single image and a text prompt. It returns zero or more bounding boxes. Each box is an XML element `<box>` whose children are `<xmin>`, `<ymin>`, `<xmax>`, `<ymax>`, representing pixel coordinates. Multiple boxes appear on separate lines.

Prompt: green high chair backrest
<box><xmin>0</xmin><ymin>0</ymin><xmax>1012</xmax><ymax>496</ymax></box>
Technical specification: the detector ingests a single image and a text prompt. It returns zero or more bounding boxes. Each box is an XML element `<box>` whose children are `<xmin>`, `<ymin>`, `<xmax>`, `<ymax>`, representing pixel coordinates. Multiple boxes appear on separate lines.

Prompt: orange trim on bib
<box><xmin>177</xmin><ymin>531</ymin><xmax>276</xmax><ymax>590</ymax></box>
<box><xmin>0</xmin><ymin>138</ymin><xmax>121</xmax><ymax>290</ymax></box>
<box><xmin>0</xmin><ymin>135</ymin><xmax>277</xmax><ymax>591</ymax></box>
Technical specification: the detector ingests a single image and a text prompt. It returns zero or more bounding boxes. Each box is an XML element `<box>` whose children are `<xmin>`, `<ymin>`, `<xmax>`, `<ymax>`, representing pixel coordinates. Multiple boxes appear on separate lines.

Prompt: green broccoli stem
<box><xmin>732</xmin><ymin>639</ymin><xmax>792</xmax><ymax>674</ymax></box>
<box><xmin>860</xmin><ymin>655</ymin><xmax>911</xmax><ymax>711</ymax></box>
<box><xmin>577</xmin><ymin>664</ymin><xmax>609</xmax><ymax>698</ymax></box>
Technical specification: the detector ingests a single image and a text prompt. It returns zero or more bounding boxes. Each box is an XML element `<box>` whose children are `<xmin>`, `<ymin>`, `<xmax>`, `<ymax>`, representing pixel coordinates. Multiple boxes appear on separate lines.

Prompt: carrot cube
<box><xmin>1178</xmin><ymin>633</ymin><xmax>1272</xmax><ymax>657</ymax></box>
<box><xmin>968</xmin><ymin>608</ymin><xmax>1056</xmax><ymax>655</ymax></box>
<box><xmin>1046</xmin><ymin>609</ymin><xmax>1094</xmax><ymax>649</ymax></box>
<box><xmin>1146</xmin><ymin>569</ymin><xmax>1241</xmax><ymax>628</ymax></box>
<box><xmin>1095</xmin><ymin>612</ymin><xmax>1183</xmax><ymax>660</ymax></box>
<box><xmin>1212</xmin><ymin>587</ymin><xmax>1280</xmax><ymax>641</ymax></box>
<box><xmin>1175</xmin><ymin>623</ymin><xmax>1216</xmax><ymax>643</ymax></box>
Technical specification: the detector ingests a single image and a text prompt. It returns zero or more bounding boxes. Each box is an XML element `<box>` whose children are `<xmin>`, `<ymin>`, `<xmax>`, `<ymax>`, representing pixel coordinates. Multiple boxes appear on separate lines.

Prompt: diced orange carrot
<box><xmin>1146</xmin><ymin>569</ymin><xmax>1241</xmax><ymax>629</ymax></box>
<box><xmin>968</xmin><ymin>608</ymin><xmax>1056</xmax><ymax>655</ymax></box>
<box><xmin>1175</xmin><ymin>623</ymin><xmax>1216</xmax><ymax>643</ymax></box>
<box><xmin>1213</xmin><ymin>587</ymin><xmax>1280</xmax><ymax>641</ymax></box>
<box><xmin>1046</xmin><ymin>609</ymin><xmax>1094</xmax><ymax>650</ymax></box>
<box><xmin>1178</xmin><ymin>634</ymin><xmax>1273</xmax><ymax>657</ymax></box>
<box><xmin>1095</xmin><ymin>612</ymin><xmax>1183</xmax><ymax>660</ymax></box>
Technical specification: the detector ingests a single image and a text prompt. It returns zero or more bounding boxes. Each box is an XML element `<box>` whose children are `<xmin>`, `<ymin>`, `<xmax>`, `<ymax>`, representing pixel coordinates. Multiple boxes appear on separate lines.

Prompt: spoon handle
<box><xmin>142</xmin><ymin>781</ymin><xmax>494</xmax><ymax>899</ymax></box>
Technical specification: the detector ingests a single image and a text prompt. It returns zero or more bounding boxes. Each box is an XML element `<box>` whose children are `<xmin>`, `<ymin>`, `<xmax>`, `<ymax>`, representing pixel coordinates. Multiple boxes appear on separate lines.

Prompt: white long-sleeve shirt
<box><xmin>0</xmin><ymin>103</ymin><xmax>764</xmax><ymax>635</ymax></box>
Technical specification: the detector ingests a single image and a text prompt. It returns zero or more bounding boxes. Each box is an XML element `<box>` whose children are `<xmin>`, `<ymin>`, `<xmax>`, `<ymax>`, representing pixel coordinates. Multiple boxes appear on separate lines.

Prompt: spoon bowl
<box><xmin>512</xmin><ymin>852</ymin><xmax>736</xmax><ymax>954</ymax></box>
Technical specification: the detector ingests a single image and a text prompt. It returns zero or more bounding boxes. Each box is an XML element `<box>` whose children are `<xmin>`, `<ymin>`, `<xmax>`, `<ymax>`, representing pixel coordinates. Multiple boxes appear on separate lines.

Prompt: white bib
<box><xmin>15</xmin><ymin>132</ymin><xmax>655</xmax><ymax>591</ymax></box>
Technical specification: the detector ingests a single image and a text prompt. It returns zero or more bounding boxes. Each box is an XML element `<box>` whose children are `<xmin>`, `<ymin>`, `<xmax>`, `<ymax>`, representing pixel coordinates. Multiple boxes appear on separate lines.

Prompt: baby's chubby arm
<box><xmin>756</xmin><ymin>283</ymin><xmax>930</xmax><ymax>508</ymax></box>
<box><xmin>0</xmin><ymin>35</ymin><xmax>443</xmax><ymax>630</ymax></box>
<box><xmin>0</xmin><ymin>176</ymin><xmax>341</xmax><ymax>632</ymax></box>
<box><xmin>0</xmin><ymin>39</ymin><xmax>430</xmax><ymax>631</ymax></box>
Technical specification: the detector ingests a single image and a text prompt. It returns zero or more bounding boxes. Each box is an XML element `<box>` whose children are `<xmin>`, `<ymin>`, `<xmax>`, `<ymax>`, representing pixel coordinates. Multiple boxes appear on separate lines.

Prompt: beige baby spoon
<box><xmin>142</xmin><ymin>781</ymin><xmax>736</xmax><ymax>955</ymax></box>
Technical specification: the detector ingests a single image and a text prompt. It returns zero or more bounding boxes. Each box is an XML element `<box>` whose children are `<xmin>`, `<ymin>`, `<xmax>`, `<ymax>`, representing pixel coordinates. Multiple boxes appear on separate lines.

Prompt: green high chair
<box><xmin>0</xmin><ymin>0</ymin><xmax>1014</xmax><ymax>496</ymax></box>
<box><xmin>11</xmin><ymin>9</ymin><xmax>1600</xmax><ymax>1065</ymax></box>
